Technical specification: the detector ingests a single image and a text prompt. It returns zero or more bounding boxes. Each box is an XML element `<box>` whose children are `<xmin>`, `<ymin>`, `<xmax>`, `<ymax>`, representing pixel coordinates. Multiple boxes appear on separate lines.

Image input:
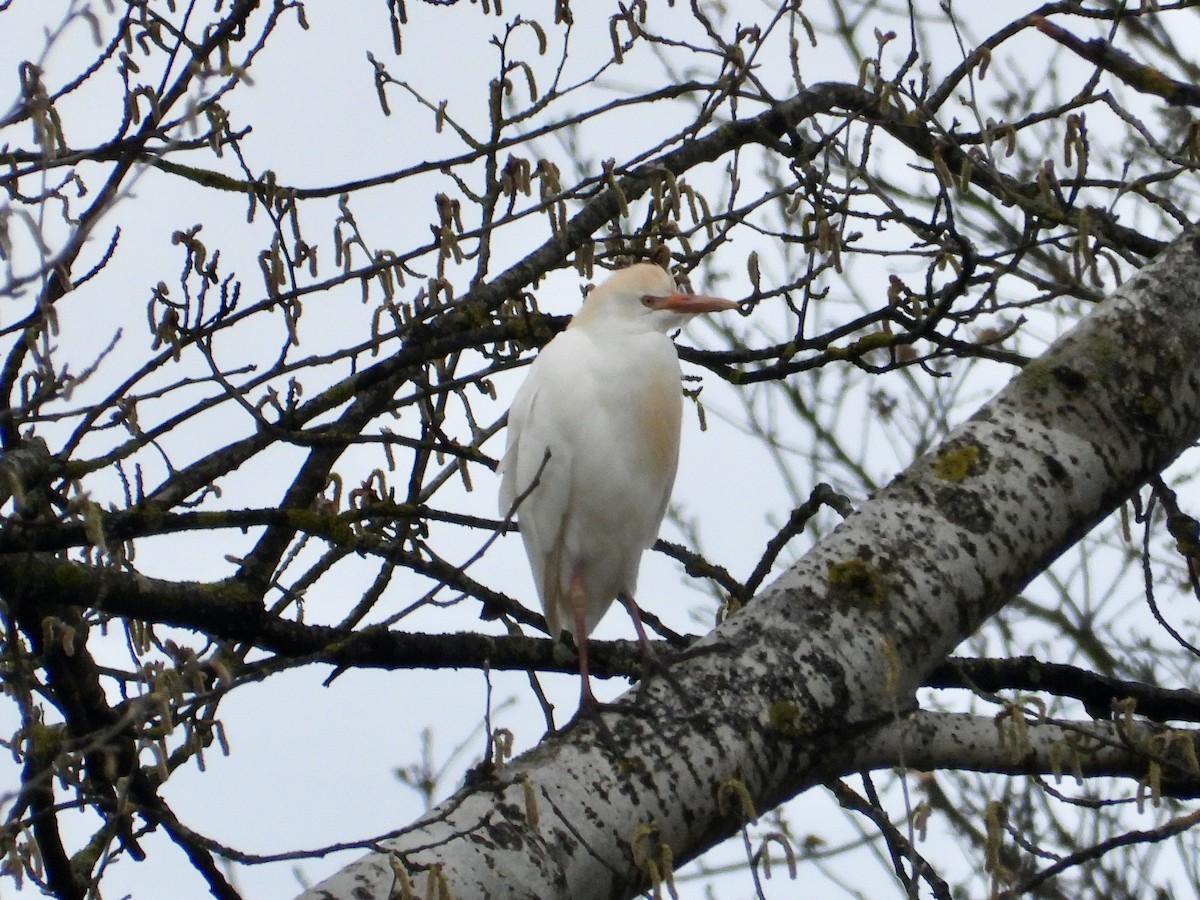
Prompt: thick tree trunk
<box><xmin>300</xmin><ymin>229</ymin><xmax>1200</xmax><ymax>900</ymax></box>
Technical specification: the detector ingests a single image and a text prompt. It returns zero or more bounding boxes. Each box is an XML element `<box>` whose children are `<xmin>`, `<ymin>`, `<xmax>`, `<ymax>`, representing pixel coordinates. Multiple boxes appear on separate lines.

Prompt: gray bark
<box><xmin>299</xmin><ymin>228</ymin><xmax>1200</xmax><ymax>899</ymax></box>
<box><xmin>853</xmin><ymin>710</ymin><xmax>1199</xmax><ymax>784</ymax></box>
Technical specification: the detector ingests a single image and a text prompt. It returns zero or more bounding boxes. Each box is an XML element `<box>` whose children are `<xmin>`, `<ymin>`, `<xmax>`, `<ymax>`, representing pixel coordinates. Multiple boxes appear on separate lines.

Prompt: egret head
<box><xmin>572</xmin><ymin>263</ymin><xmax>738</xmax><ymax>334</ymax></box>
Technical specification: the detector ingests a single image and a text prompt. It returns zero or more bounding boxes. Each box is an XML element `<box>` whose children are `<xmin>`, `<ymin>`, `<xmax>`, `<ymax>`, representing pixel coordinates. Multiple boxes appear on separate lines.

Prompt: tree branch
<box><xmin>927</xmin><ymin>656</ymin><xmax>1200</xmax><ymax>723</ymax></box>
<box><xmin>849</xmin><ymin>710</ymin><xmax>1200</xmax><ymax>796</ymax></box>
<box><xmin>296</xmin><ymin>225</ymin><xmax>1200</xmax><ymax>898</ymax></box>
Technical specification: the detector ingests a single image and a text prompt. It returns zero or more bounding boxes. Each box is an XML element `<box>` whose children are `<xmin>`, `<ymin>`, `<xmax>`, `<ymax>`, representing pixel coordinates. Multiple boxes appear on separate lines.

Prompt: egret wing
<box><xmin>498</xmin><ymin>337</ymin><xmax>584</xmax><ymax>636</ymax></box>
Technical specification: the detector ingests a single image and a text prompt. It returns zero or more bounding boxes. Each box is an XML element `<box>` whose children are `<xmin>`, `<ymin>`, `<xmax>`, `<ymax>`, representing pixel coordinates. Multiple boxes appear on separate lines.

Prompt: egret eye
<box><xmin>641</xmin><ymin>295</ymin><xmax>657</xmax><ymax>308</ymax></box>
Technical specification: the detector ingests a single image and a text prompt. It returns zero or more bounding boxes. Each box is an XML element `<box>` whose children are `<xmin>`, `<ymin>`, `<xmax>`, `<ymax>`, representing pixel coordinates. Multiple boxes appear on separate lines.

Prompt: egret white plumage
<box><xmin>498</xmin><ymin>263</ymin><xmax>738</xmax><ymax>711</ymax></box>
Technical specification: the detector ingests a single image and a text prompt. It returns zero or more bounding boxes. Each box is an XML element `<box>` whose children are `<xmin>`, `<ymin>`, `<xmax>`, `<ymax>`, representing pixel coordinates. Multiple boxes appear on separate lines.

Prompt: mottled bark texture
<box><xmin>300</xmin><ymin>228</ymin><xmax>1200</xmax><ymax>900</ymax></box>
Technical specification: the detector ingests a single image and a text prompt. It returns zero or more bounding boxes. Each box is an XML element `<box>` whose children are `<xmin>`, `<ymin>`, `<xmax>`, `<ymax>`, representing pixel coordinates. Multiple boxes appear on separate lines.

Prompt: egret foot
<box><xmin>564</xmin><ymin>689</ymin><xmax>655</xmax><ymax>753</ymax></box>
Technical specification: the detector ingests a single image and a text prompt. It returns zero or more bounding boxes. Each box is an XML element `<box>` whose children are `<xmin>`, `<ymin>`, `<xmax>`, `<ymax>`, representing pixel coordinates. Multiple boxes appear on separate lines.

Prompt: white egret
<box><xmin>499</xmin><ymin>263</ymin><xmax>737</xmax><ymax>710</ymax></box>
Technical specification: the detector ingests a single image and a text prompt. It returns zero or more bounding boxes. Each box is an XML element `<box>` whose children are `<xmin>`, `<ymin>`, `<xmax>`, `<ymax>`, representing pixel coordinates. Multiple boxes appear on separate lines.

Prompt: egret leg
<box><xmin>616</xmin><ymin>591</ymin><xmax>655</xmax><ymax>664</ymax></box>
<box><xmin>563</xmin><ymin>577</ymin><xmax>653</xmax><ymax>746</ymax></box>
<box><xmin>568</xmin><ymin>573</ymin><xmax>600</xmax><ymax>711</ymax></box>
<box><xmin>617</xmin><ymin>592</ymin><xmax>691</xmax><ymax>703</ymax></box>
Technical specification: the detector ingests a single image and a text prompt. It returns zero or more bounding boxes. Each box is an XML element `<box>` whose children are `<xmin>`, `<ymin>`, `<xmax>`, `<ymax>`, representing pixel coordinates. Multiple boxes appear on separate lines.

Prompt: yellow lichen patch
<box><xmin>766</xmin><ymin>700</ymin><xmax>809</xmax><ymax>737</ymax></box>
<box><xmin>931</xmin><ymin>444</ymin><xmax>980</xmax><ymax>483</ymax></box>
<box><xmin>618</xmin><ymin>757</ymin><xmax>647</xmax><ymax>776</ymax></box>
<box><xmin>825</xmin><ymin>330</ymin><xmax>894</xmax><ymax>360</ymax></box>
<box><xmin>27</xmin><ymin>720</ymin><xmax>65</xmax><ymax>759</ymax></box>
<box><xmin>1138</xmin><ymin>393</ymin><xmax>1164</xmax><ymax>419</ymax></box>
<box><xmin>827</xmin><ymin>558</ymin><xmax>886</xmax><ymax>604</ymax></box>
